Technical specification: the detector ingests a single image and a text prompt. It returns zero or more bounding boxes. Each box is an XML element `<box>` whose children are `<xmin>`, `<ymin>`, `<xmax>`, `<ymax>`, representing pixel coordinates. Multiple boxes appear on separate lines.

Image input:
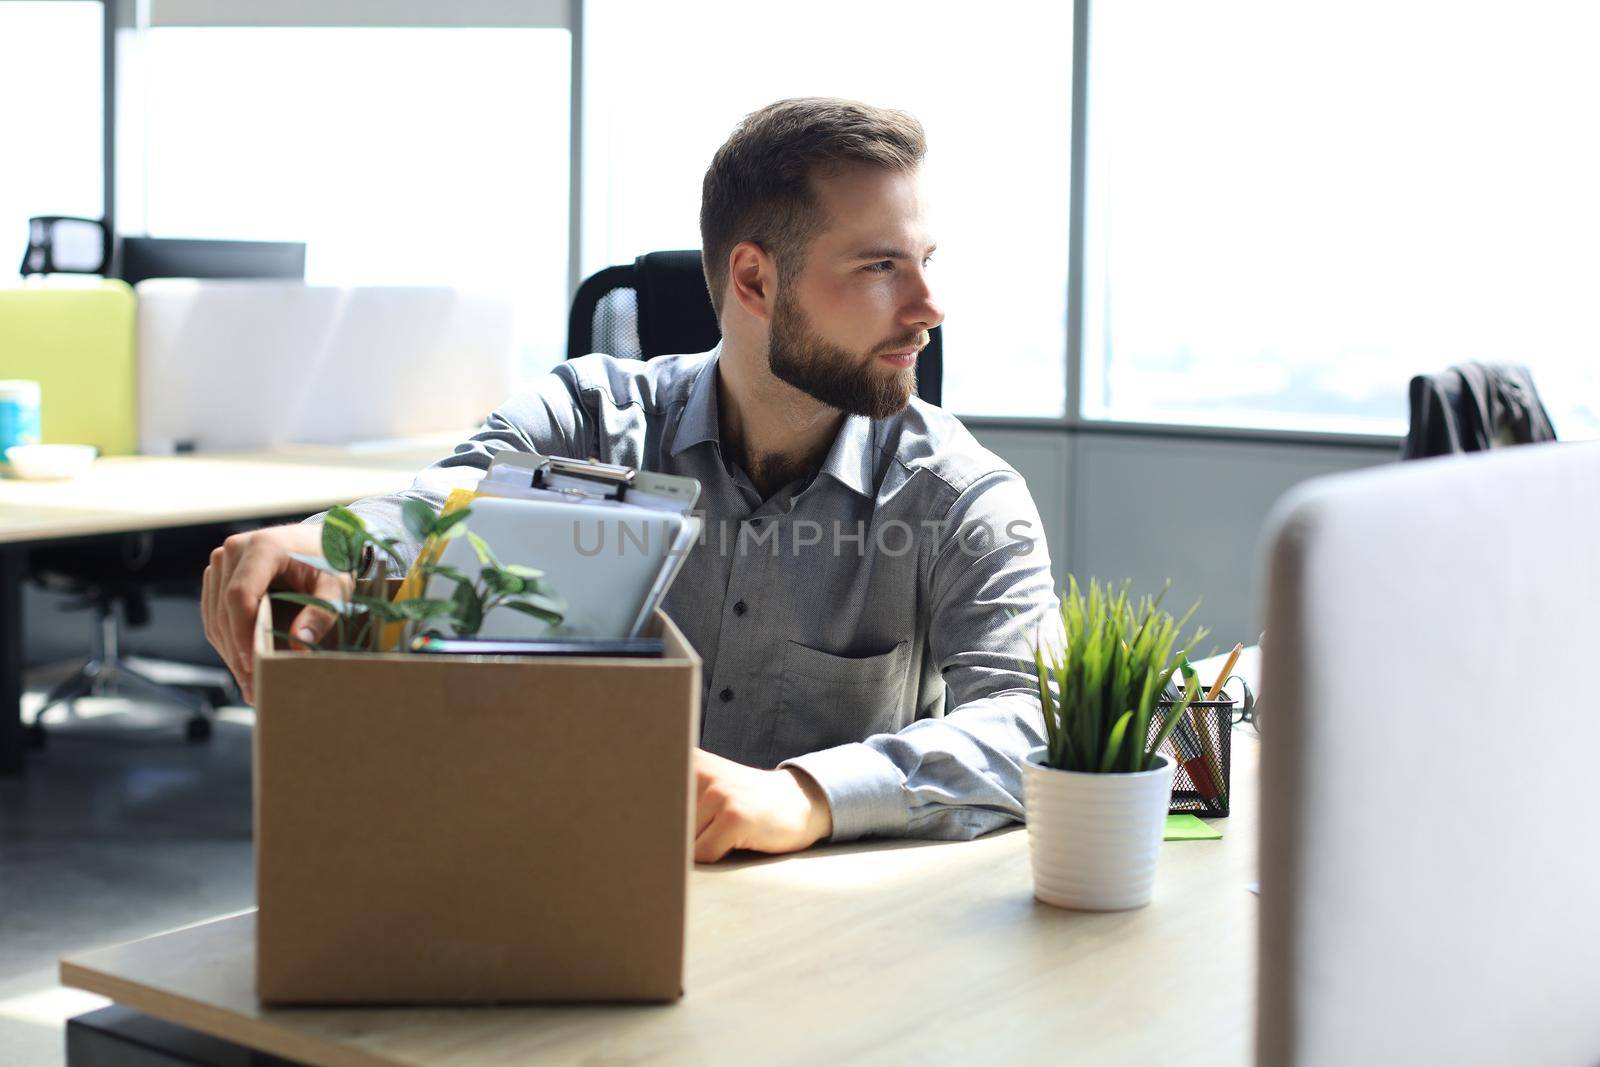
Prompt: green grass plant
<box><xmin>1030</xmin><ymin>577</ymin><xmax>1208</xmax><ymax>774</ymax></box>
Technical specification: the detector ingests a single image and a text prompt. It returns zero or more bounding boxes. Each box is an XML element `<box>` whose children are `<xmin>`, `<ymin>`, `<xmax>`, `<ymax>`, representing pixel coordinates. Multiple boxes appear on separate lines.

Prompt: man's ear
<box><xmin>728</xmin><ymin>241</ymin><xmax>777</xmax><ymax>323</ymax></box>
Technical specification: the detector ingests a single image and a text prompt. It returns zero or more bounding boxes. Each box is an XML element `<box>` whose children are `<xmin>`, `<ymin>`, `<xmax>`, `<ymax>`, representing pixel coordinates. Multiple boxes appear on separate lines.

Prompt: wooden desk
<box><xmin>59</xmin><ymin>735</ymin><xmax>1259</xmax><ymax>1066</ymax></box>
<box><xmin>0</xmin><ymin>438</ymin><xmax>458</xmax><ymax>772</ymax></box>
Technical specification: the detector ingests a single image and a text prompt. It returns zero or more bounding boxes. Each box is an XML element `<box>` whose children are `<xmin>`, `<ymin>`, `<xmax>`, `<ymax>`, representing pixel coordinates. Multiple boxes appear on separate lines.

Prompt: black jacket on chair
<box><xmin>1401</xmin><ymin>362</ymin><xmax>1557</xmax><ymax>460</ymax></box>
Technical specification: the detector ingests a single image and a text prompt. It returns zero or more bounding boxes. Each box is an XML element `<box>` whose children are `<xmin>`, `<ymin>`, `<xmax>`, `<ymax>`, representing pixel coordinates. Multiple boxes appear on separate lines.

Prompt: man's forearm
<box><xmin>779</xmin><ymin>689</ymin><xmax>1044</xmax><ymax>843</ymax></box>
<box><xmin>782</xmin><ymin>765</ymin><xmax>834</xmax><ymax>843</ymax></box>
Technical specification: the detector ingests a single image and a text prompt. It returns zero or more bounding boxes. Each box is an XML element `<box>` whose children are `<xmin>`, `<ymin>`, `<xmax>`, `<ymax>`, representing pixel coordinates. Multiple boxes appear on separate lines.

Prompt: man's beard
<box><xmin>766</xmin><ymin>286</ymin><xmax>922</xmax><ymax>419</ymax></box>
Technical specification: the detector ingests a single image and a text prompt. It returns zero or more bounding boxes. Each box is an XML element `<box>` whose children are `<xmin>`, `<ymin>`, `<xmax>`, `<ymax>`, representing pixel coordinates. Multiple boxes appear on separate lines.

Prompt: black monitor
<box><xmin>116</xmin><ymin>236</ymin><xmax>307</xmax><ymax>287</ymax></box>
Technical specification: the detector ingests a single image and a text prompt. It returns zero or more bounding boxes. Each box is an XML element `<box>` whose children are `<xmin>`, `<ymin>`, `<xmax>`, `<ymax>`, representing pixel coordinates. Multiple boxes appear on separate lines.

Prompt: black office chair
<box><xmin>20</xmin><ymin>235</ymin><xmax>307</xmax><ymax>745</ymax></box>
<box><xmin>29</xmin><ymin>525</ymin><xmax>241</xmax><ymax>743</ymax></box>
<box><xmin>20</xmin><ymin>216</ymin><xmax>109</xmax><ymax>275</ymax></box>
<box><xmin>567</xmin><ymin>249</ymin><xmax>943</xmax><ymax>407</ymax></box>
<box><xmin>1401</xmin><ymin>362</ymin><xmax>1557</xmax><ymax>460</ymax></box>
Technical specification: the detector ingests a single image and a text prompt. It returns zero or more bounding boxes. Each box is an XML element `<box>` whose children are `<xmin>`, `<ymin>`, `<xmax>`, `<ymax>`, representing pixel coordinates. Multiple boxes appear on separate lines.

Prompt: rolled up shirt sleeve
<box><xmin>781</xmin><ymin>469</ymin><xmax>1060</xmax><ymax>842</ymax></box>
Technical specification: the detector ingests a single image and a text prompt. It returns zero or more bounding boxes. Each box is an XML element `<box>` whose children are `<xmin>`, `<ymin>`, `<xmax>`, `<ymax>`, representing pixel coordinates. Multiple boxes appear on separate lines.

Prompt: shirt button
<box><xmin>719</xmin><ymin>687</ymin><xmax>734</xmax><ymax>703</ymax></box>
<box><xmin>733</xmin><ymin>600</ymin><xmax>747</xmax><ymax>616</ymax></box>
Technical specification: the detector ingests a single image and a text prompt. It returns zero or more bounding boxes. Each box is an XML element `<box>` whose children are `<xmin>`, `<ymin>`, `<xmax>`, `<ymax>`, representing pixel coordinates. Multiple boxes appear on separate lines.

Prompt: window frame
<box><xmin>105</xmin><ymin>0</ymin><xmax>583</xmax><ymax>304</ymax></box>
<box><xmin>9</xmin><ymin>0</ymin><xmax>114</xmax><ymax>245</ymax></box>
<box><xmin>92</xmin><ymin>0</ymin><xmax>1407</xmax><ymax>443</ymax></box>
<box><xmin>957</xmin><ymin>0</ymin><xmax>1401</xmax><ymax>448</ymax></box>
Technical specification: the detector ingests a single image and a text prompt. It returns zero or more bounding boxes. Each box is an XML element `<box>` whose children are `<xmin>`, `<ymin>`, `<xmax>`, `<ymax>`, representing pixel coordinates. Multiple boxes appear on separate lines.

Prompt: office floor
<box><xmin>0</xmin><ymin>669</ymin><xmax>255</xmax><ymax>1067</ymax></box>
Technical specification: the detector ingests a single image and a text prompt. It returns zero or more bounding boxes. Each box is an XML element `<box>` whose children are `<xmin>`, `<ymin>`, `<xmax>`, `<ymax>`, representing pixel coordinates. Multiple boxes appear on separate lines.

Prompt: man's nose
<box><xmin>900</xmin><ymin>267</ymin><xmax>945</xmax><ymax>333</ymax></box>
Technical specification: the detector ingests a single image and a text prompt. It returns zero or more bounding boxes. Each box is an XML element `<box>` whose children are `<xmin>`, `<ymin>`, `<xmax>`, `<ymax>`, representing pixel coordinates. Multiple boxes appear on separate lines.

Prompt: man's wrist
<box><xmin>779</xmin><ymin>745</ymin><xmax>910</xmax><ymax>842</ymax></box>
<box><xmin>784</xmin><ymin>766</ymin><xmax>834</xmax><ymax>843</ymax></box>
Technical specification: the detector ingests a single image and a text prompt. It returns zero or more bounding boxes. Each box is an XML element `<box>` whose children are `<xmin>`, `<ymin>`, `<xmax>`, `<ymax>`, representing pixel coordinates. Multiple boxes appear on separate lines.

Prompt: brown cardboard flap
<box><xmin>253</xmin><ymin>603</ymin><xmax>699</xmax><ymax>1003</ymax></box>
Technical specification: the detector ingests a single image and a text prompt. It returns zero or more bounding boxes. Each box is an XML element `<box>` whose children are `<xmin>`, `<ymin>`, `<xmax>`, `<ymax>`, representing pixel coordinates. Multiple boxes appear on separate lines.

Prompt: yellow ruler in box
<box><xmin>380</xmin><ymin>488</ymin><xmax>480</xmax><ymax>651</ymax></box>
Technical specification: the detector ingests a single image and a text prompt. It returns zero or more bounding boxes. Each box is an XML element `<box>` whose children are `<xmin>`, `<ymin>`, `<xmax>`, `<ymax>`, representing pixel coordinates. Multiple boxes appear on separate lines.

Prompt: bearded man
<box><xmin>202</xmin><ymin>97</ymin><xmax>1059</xmax><ymax>863</ymax></box>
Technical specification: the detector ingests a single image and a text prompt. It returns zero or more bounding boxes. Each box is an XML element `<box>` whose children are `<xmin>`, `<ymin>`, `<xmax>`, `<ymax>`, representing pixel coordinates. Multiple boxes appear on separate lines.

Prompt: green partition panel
<box><xmin>0</xmin><ymin>279</ymin><xmax>138</xmax><ymax>456</ymax></box>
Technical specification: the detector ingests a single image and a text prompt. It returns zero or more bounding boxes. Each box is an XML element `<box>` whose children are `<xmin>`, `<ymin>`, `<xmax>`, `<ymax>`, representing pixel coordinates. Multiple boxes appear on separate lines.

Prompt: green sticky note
<box><xmin>1164</xmin><ymin>814</ymin><xmax>1223</xmax><ymax>841</ymax></box>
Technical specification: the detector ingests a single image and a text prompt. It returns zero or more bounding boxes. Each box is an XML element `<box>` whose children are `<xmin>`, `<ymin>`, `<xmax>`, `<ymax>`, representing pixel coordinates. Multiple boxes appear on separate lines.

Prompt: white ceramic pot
<box><xmin>1023</xmin><ymin>745</ymin><xmax>1175</xmax><ymax>911</ymax></box>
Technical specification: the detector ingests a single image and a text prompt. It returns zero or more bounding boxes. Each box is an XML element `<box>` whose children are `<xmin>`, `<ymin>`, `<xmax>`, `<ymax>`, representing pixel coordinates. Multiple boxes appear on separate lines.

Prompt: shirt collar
<box><xmin>668</xmin><ymin>345</ymin><xmax>879</xmax><ymax>499</ymax></box>
<box><xmin>668</xmin><ymin>345</ymin><xmax>723</xmax><ymax>457</ymax></box>
<box><xmin>816</xmin><ymin>413</ymin><xmax>877</xmax><ymax>499</ymax></box>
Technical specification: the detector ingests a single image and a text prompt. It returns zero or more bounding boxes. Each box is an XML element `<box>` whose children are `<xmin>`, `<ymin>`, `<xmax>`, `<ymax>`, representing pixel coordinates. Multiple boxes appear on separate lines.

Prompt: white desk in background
<box><xmin>0</xmin><ymin>436</ymin><xmax>458</xmax><ymax>773</ymax></box>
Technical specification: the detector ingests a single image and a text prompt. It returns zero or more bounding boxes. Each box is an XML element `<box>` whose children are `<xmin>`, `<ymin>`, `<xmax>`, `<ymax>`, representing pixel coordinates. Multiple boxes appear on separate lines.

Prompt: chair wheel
<box><xmin>185</xmin><ymin>716</ymin><xmax>213</xmax><ymax>743</ymax></box>
<box><xmin>26</xmin><ymin>722</ymin><xmax>47</xmax><ymax>749</ymax></box>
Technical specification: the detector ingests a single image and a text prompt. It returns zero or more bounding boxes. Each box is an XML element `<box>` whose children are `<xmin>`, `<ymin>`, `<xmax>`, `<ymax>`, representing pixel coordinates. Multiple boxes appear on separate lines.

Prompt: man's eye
<box><xmin>865</xmin><ymin>261</ymin><xmax>894</xmax><ymax>273</ymax></box>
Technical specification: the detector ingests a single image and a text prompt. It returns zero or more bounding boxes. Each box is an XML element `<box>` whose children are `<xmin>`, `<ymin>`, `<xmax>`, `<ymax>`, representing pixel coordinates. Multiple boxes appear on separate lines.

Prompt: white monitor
<box><xmin>136</xmin><ymin>280</ymin><xmax>514</xmax><ymax>453</ymax></box>
<box><xmin>1256</xmin><ymin>441</ymin><xmax>1600</xmax><ymax>1066</ymax></box>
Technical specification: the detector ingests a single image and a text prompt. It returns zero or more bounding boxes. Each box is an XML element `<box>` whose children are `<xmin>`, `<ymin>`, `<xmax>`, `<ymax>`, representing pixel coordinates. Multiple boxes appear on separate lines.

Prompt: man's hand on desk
<box><xmin>693</xmin><ymin>750</ymin><xmax>833</xmax><ymax>863</ymax></box>
<box><xmin>201</xmin><ymin>523</ymin><xmax>346</xmax><ymax>705</ymax></box>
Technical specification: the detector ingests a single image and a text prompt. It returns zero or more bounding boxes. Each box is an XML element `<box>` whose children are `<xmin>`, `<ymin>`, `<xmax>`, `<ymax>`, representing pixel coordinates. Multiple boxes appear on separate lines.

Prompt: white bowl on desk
<box><xmin>3</xmin><ymin>443</ymin><xmax>99</xmax><ymax>480</ymax></box>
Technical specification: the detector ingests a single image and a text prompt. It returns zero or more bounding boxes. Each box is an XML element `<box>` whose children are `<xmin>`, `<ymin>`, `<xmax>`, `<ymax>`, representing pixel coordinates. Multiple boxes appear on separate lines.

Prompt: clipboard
<box><xmin>422</xmin><ymin>451</ymin><xmax>701</xmax><ymax>640</ymax></box>
<box><xmin>477</xmin><ymin>450</ymin><xmax>700</xmax><ymax>514</ymax></box>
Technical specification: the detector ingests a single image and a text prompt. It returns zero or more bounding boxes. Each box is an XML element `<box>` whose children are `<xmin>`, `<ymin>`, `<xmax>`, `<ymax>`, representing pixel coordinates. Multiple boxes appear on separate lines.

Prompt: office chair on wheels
<box><xmin>28</xmin><ymin>525</ymin><xmax>243</xmax><ymax>746</ymax></box>
<box><xmin>566</xmin><ymin>250</ymin><xmax>943</xmax><ymax>406</ymax></box>
<box><xmin>14</xmin><ymin>223</ymin><xmax>303</xmax><ymax>748</ymax></box>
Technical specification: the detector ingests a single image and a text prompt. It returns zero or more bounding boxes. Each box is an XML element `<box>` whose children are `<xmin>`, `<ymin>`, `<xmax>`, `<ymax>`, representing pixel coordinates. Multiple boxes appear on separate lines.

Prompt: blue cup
<box><xmin>0</xmin><ymin>380</ymin><xmax>43</xmax><ymax>457</ymax></box>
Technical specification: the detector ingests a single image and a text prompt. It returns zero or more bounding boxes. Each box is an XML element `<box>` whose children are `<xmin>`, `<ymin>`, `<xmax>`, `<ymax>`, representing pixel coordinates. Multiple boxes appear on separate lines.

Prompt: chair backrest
<box><xmin>20</xmin><ymin>216</ymin><xmax>109</xmax><ymax>275</ymax></box>
<box><xmin>1256</xmin><ymin>441</ymin><xmax>1600</xmax><ymax>1066</ymax></box>
<box><xmin>1402</xmin><ymin>362</ymin><xmax>1558</xmax><ymax>459</ymax></box>
<box><xmin>567</xmin><ymin>250</ymin><xmax>943</xmax><ymax>407</ymax></box>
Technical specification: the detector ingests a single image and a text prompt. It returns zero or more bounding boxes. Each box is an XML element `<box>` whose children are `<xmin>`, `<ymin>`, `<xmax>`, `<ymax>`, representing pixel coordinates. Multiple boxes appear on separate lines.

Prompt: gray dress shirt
<box><xmin>337</xmin><ymin>348</ymin><xmax>1059</xmax><ymax>842</ymax></box>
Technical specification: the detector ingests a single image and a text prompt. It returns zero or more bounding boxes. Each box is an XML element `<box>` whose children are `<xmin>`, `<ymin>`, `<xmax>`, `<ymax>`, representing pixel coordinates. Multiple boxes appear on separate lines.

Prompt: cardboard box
<box><xmin>252</xmin><ymin>599</ymin><xmax>700</xmax><ymax>1004</ymax></box>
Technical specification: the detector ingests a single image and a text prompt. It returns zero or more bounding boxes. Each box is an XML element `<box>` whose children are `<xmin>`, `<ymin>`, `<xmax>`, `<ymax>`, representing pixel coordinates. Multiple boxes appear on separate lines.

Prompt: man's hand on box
<box><xmin>201</xmin><ymin>523</ymin><xmax>348</xmax><ymax>705</ymax></box>
<box><xmin>692</xmin><ymin>749</ymin><xmax>834</xmax><ymax>863</ymax></box>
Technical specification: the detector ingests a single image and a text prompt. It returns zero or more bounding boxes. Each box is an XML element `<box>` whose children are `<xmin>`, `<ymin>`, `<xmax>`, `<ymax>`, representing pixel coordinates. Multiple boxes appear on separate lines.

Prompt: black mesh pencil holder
<box><xmin>1148</xmin><ymin>695</ymin><xmax>1235</xmax><ymax>817</ymax></box>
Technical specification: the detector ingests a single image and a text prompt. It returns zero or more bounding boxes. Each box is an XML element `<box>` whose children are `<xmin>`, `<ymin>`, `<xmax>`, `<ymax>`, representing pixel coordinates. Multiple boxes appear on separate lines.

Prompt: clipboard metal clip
<box><xmin>538</xmin><ymin>455</ymin><xmax>635</xmax><ymax>501</ymax></box>
<box><xmin>482</xmin><ymin>450</ymin><xmax>701</xmax><ymax>514</ymax></box>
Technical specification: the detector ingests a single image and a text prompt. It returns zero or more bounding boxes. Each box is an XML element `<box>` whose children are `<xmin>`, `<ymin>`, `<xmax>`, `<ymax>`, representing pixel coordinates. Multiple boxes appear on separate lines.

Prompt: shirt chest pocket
<box><xmin>770</xmin><ymin>640</ymin><xmax>913</xmax><ymax>765</ymax></box>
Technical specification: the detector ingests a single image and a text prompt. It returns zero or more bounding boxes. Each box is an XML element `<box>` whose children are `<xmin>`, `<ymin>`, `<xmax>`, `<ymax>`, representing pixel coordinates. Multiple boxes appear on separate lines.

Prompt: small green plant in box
<box><xmin>272</xmin><ymin>500</ymin><xmax>564</xmax><ymax>652</ymax></box>
<box><xmin>1030</xmin><ymin>577</ymin><xmax>1209</xmax><ymax>774</ymax></box>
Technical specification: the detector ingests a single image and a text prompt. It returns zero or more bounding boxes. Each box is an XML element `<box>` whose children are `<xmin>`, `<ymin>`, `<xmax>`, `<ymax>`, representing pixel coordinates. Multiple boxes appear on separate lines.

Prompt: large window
<box><xmin>127</xmin><ymin>22</ymin><xmax>570</xmax><ymax>376</ymax></box>
<box><xmin>0</xmin><ymin>1</ymin><xmax>103</xmax><ymax>277</ymax></box>
<box><xmin>582</xmin><ymin>0</ymin><xmax>1074</xmax><ymax>418</ymax></box>
<box><xmin>1081</xmin><ymin>0</ymin><xmax>1600</xmax><ymax>440</ymax></box>
<box><xmin>30</xmin><ymin>3</ymin><xmax>1596</xmax><ymax>438</ymax></box>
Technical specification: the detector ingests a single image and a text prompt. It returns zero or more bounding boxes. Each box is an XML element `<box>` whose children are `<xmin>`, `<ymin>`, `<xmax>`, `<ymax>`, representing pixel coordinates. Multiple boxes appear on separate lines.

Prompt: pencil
<box><xmin>1190</xmin><ymin>642</ymin><xmax>1243</xmax><ymax>810</ymax></box>
<box><xmin>1206</xmin><ymin>643</ymin><xmax>1244</xmax><ymax>702</ymax></box>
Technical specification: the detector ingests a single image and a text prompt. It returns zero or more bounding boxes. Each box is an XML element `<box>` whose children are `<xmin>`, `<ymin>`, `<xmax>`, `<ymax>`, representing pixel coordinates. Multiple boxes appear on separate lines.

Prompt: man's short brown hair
<box><xmin>699</xmin><ymin>97</ymin><xmax>926</xmax><ymax>321</ymax></box>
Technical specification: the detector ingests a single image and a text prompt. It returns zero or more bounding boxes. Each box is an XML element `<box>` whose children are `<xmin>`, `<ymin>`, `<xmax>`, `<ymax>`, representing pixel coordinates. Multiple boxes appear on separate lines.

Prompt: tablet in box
<box><xmin>427</xmin><ymin>495</ymin><xmax>692</xmax><ymax>639</ymax></box>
